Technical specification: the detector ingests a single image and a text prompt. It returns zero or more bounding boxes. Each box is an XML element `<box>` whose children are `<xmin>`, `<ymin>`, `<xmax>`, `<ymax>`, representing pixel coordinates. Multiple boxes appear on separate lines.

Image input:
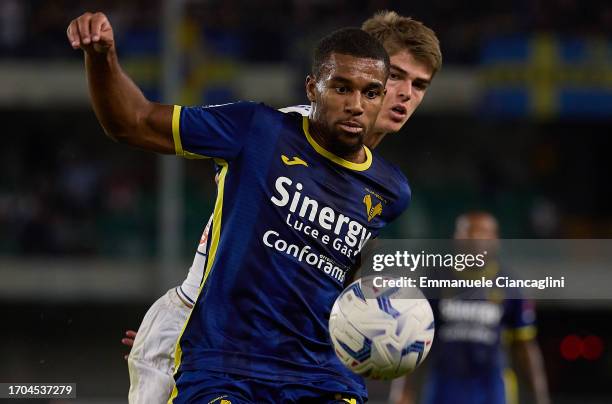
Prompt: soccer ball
<box><xmin>329</xmin><ymin>276</ymin><xmax>434</xmax><ymax>379</ymax></box>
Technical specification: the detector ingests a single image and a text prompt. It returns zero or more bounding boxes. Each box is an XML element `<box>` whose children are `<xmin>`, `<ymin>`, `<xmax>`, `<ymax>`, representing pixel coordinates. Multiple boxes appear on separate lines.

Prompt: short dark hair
<box><xmin>312</xmin><ymin>27</ymin><xmax>390</xmax><ymax>78</ymax></box>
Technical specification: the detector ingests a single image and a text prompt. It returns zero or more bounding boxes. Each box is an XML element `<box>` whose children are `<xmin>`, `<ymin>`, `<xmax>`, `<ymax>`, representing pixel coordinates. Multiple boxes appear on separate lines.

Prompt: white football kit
<box><xmin>127</xmin><ymin>217</ymin><xmax>211</xmax><ymax>404</ymax></box>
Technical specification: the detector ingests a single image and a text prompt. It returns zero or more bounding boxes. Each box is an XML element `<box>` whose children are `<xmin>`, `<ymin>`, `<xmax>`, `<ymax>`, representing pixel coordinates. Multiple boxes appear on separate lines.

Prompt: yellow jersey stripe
<box><xmin>502</xmin><ymin>325</ymin><xmax>537</xmax><ymax>345</ymax></box>
<box><xmin>513</xmin><ymin>325</ymin><xmax>537</xmax><ymax>341</ymax></box>
<box><xmin>202</xmin><ymin>159</ymin><xmax>228</xmax><ymax>284</ymax></box>
<box><xmin>172</xmin><ymin>105</ymin><xmax>183</xmax><ymax>156</ymax></box>
<box><xmin>171</xmin><ymin>105</ymin><xmax>210</xmax><ymax>160</ymax></box>
<box><xmin>503</xmin><ymin>368</ymin><xmax>519</xmax><ymax>404</ymax></box>
<box><xmin>168</xmin><ymin>160</ymin><xmax>229</xmax><ymax>404</ymax></box>
<box><xmin>302</xmin><ymin>116</ymin><xmax>372</xmax><ymax>171</ymax></box>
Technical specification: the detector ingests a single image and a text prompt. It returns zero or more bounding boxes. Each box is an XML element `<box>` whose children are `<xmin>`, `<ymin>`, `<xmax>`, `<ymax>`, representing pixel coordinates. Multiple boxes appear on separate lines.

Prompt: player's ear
<box><xmin>306</xmin><ymin>75</ymin><xmax>317</xmax><ymax>103</ymax></box>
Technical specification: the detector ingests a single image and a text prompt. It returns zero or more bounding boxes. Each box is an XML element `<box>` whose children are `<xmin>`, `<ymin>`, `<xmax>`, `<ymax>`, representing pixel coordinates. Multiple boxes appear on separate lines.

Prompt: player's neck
<box><xmin>364</xmin><ymin>130</ymin><xmax>387</xmax><ymax>150</ymax></box>
<box><xmin>341</xmin><ymin>145</ymin><xmax>367</xmax><ymax>164</ymax></box>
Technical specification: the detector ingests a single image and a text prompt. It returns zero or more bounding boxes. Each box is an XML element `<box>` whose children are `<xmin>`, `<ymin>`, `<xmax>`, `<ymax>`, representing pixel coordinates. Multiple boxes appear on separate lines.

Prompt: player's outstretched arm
<box><xmin>389</xmin><ymin>375</ymin><xmax>416</xmax><ymax>404</ymax></box>
<box><xmin>513</xmin><ymin>339</ymin><xmax>551</xmax><ymax>404</ymax></box>
<box><xmin>67</xmin><ymin>12</ymin><xmax>174</xmax><ymax>153</ymax></box>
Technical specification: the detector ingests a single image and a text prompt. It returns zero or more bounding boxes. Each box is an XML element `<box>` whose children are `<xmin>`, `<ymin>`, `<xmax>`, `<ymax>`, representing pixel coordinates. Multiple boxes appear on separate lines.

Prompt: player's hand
<box><xmin>121</xmin><ymin>329</ymin><xmax>137</xmax><ymax>360</ymax></box>
<box><xmin>67</xmin><ymin>12</ymin><xmax>114</xmax><ymax>53</ymax></box>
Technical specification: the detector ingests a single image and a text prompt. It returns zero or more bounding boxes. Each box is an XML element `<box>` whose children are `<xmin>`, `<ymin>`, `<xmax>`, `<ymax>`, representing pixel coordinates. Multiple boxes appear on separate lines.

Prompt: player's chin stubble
<box><xmin>328</xmin><ymin>128</ymin><xmax>364</xmax><ymax>158</ymax></box>
<box><xmin>310</xmin><ymin>117</ymin><xmax>364</xmax><ymax>158</ymax></box>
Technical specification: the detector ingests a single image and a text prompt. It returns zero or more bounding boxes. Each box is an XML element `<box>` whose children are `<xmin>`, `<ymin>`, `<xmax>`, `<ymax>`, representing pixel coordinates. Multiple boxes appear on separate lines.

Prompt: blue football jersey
<box><xmin>428</xmin><ymin>290</ymin><xmax>536</xmax><ymax>378</ymax></box>
<box><xmin>422</xmin><ymin>272</ymin><xmax>537</xmax><ymax>404</ymax></box>
<box><xmin>171</xmin><ymin>101</ymin><xmax>411</xmax><ymax>397</ymax></box>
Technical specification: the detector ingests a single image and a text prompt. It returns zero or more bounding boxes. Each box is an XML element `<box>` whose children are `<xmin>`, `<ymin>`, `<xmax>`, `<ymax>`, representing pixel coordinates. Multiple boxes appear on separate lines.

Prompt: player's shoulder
<box><xmin>192</xmin><ymin>100</ymin><xmax>280</xmax><ymax>116</ymax></box>
<box><xmin>278</xmin><ymin>104</ymin><xmax>311</xmax><ymax>117</ymax></box>
<box><xmin>369</xmin><ymin>151</ymin><xmax>411</xmax><ymax>215</ymax></box>
<box><xmin>235</xmin><ymin>102</ymin><xmax>310</xmax><ymax>120</ymax></box>
<box><xmin>192</xmin><ymin>102</ymin><xmax>310</xmax><ymax>125</ymax></box>
<box><xmin>182</xmin><ymin>100</ymin><xmax>262</xmax><ymax>122</ymax></box>
<box><xmin>193</xmin><ymin>100</ymin><xmax>259</xmax><ymax>110</ymax></box>
<box><xmin>197</xmin><ymin>101</ymin><xmax>296</xmax><ymax>123</ymax></box>
<box><xmin>186</xmin><ymin>101</ymin><xmax>309</xmax><ymax>115</ymax></box>
<box><xmin>247</xmin><ymin>103</ymin><xmax>311</xmax><ymax>132</ymax></box>
<box><xmin>371</xmin><ymin>151</ymin><xmax>411</xmax><ymax>193</ymax></box>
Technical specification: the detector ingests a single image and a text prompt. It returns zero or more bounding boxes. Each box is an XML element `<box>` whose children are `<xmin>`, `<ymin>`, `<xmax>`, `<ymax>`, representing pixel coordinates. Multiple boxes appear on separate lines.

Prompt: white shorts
<box><xmin>128</xmin><ymin>288</ymin><xmax>192</xmax><ymax>404</ymax></box>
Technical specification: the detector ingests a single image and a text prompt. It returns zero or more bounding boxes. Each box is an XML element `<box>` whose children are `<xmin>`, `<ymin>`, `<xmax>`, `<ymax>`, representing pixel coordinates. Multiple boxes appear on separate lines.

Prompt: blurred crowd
<box><xmin>1</xmin><ymin>0</ymin><xmax>612</xmax><ymax>257</ymax></box>
<box><xmin>2</xmin><ymin>0</ymin><xmax>612</xmax><ymax>62</ymax></box>
<box><xmin>0</xmin><ymin>110</ymin><xmax>217</xmax><ymax>257</ymax></box>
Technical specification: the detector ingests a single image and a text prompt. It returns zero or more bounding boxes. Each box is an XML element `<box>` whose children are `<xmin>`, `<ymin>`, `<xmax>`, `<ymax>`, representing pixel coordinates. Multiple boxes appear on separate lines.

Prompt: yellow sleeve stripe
<box><xmin>513</xmin><ymin>325</ymin><xmax>537</xmax><ymax>341</ymax></box>
<box><xmin>172</xmin><ymin>105</ymin><xmax>184</xmax><ymax>156</ymax></box>
<box><xmin>503</xmin><ymin>325</ymin><xmax>537</xmax><ymax>344</ymax></box>
<box><xmin>171</xmin><ymin>105</ymin><xmax>207</xmax><ymax>160</ymax></box>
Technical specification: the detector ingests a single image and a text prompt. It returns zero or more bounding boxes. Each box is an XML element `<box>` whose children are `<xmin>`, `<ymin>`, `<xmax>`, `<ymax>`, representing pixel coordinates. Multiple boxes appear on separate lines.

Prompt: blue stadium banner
<box><xmin>480</xmin><ymin>34</ymin><xmax>612</xmax><ymax>119</ymax></box>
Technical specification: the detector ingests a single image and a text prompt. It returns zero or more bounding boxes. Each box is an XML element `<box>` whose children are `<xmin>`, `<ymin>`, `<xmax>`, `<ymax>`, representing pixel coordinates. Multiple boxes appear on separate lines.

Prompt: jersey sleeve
<box><xmin>502</xmin><ymin>298</ymin><xmax>537</xmax><ymax>342</ymax></box>
<box><xmin>172</xmin><ymin>101</ymin><xmax>259</xmax><ymax>161</ymax></box>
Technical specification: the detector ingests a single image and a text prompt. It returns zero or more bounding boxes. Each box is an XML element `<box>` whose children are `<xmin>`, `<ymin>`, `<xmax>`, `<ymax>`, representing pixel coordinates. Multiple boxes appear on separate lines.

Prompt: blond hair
<box><xmin>362</xmin><ymin>11</ymin><xmax>442</xmax><ymax>76</ymax></box>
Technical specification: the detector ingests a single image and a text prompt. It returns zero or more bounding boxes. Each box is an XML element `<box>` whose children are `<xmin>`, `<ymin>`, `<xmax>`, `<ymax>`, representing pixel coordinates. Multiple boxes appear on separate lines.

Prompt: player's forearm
<box><xmin>514</xmin><ymin>341</ymin><xmax>551</xmax><ymax>404</ymax></box>
<box><xmin>69</xmin><ymin>12</ymin><xmax>174</xmax><ymax>153</ymax></box>
<box><xmin>527</xmin><ymin>344</ymin><xmax>551</xmax><ymax>404</ymax></box>
<box><xmin>389</xmin><ymin>376</ymin><xmax>415</xmax><ymax>404</ymax></box>
<box><xmin>86</xmin><ymin>49</ymin><xmax>155</xmax><ymax>146</ymax></box>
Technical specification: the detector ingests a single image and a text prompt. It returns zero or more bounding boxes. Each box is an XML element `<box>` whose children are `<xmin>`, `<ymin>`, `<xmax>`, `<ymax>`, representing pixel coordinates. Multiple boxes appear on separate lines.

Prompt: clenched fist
<box><xmin>67</xmin><ymin>12</ymin><xmax>114</xmax><ymax>53</ymax></box>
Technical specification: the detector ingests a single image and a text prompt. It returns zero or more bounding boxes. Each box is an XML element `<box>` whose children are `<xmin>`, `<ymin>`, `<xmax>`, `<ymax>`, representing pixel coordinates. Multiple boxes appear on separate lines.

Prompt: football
<box><xmin>329</xmin><ymin>276</ymin><xmax>435</xmax><ymax>379</ymax></box>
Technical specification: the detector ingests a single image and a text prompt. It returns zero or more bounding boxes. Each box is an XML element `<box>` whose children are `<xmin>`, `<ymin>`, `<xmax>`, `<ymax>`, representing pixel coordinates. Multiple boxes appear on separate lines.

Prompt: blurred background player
<box><xmin>390</xmin><ymin>211</ymin><xmax>550</xmax><ymax>404</ymax></box>
<box><xmin>120</xmin><ymin>10</ymin><xmax>441</xmax><ymax>404</ymax></box>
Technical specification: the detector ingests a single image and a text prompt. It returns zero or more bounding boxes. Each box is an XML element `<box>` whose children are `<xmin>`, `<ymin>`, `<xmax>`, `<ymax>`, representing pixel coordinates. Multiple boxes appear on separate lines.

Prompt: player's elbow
<box><xmin>105</xmin><ymin>118</ymin><xmax>174</xmax><ymax>154</ymax></box>
<box><xmin>97</xmin><ymin>102</ymin><xmax>174</xmax><ymax>153</ymax></box>
<box><xmin>100</xmin><ymin>121</ymin><xmax>136</xmax><ymax>145</ymax></box>
<box><xmin>99</xmin><ymin>107</ymin><xmax>150</xmax><ymax>145</ymax></box>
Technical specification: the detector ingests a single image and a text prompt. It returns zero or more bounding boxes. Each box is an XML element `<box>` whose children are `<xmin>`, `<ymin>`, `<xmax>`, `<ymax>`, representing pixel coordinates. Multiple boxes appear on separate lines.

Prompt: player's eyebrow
<box><xmin>389</xmin><ymin>64</ymin><xmax>408</xmax><ymax>77</ymax></box>
<box><xmin>328</xmin><ymin>76</ymin><xmax>353</xmax><ymax>85</ymax></box>
<box><xmin>390</xmin><ymin>64</ymin><xmax>432</xmax><ymax>86</ymax></box>
<box><xmin>329</xmin><ymin>76</ymin><xmax>384</xmax><ymax>88</ymax></box>
<box><xmin>413</xmin><ymin>78</ymin><xmax>431</xmax><ymax>89</ymax></box>
<box><xmin>364</xmin><ymin>81</ymin><xmax>385</xmax><ymax>91</ymax></box>
<box><xmin>329</xmin><ymin>75</ymin><xmax>384</xmax><ymax>91</ymax></box>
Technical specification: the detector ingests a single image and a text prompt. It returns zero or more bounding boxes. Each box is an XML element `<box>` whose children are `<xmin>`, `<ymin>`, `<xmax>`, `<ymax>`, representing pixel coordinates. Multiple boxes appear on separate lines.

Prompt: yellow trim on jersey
<box><xmin>503</xmin><ymin>368</ymin><xmax>519</xmax><ymax>404</ymax></box>
<box><xmin>502</xmin><ymin>325</ymin><xmax>537</xmax><ymax>345</ymax></box>
<box><xmin>201</xmin><ymin>159</ymin><xmax>228</xmax><ymax>284</ymax></box>
<box><xmin>168</xmin><ymin>160</ymin><xmax>229</xmax><ymax>404</ymax></box>
<box><xmin>172</xmin><ymin>105</ymin><xmax>209</xmax><ymax>160</ymax></box>
<box><xmin>513</xmin><ymin>325</ymin><xmax>537</xmax><ymax>341</ymax></box>
<box><xmin>172</xmin><ymin>105</ymin><xmax>183</xmax><ymax>154</ymax></box>
<box><xmin>302</xmin><ymin>116</ymin><xmax>372</xmax><ymax>171</ymax></box>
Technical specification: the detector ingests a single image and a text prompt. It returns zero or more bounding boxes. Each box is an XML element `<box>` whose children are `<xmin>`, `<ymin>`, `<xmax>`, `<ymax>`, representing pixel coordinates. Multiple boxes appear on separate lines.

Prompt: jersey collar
<box><xmin>302</xmin><ymin>117</ymin><xmax>372</xmax><ymax>172</ymax></box>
